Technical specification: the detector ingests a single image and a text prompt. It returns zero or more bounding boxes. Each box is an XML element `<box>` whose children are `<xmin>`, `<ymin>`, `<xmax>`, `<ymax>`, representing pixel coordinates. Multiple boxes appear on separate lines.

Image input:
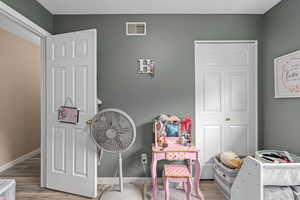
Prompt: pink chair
<box><xmin>163</xmin><ymin>164</ymin><xmax>192</xmax><ymax>200</ymax></box>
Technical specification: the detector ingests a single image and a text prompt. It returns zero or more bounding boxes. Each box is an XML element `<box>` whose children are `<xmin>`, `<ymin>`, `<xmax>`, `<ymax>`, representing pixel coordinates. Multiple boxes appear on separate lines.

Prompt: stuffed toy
<box><xmin>220</xmin><ymin>151</ymin><xmax>243</xmax><ymax>169</ymax></box>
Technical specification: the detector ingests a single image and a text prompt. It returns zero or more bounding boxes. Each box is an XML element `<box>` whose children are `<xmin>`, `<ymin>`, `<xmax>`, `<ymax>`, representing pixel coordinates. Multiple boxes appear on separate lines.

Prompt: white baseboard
<box><xmin>0</xmin><ymin>149</ymin><xmax>40</xmax><ymax>172</ymax></box>
<box><xmin>98</xmin><ymin>177</ymin><xmax>163</xmax><ymax>185</ymax></box>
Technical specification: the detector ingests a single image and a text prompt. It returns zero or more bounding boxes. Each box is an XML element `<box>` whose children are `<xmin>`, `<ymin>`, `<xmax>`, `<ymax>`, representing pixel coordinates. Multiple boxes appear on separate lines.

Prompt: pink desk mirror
<box><xmin>153</xmin><ymin>115</ymin><xmax>192</xmax><ymax>148</ymax></box>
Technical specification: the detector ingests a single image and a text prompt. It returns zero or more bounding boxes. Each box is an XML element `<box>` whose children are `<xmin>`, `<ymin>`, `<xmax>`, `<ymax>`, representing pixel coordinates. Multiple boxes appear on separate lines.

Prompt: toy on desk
<box><xmin>153</xmin><ymin>114</ymin><xmax>192</xmax><ymax>147</ymax></box>
<box><xmin>165</xmin><ymin>123</ymin><xmax>180</xmax><ymax>137</ymax></box>
<box><xmin>165</xmin><ymin>115</ymin><xmax>181</xmax><ymax>138</ymax></box>
<box><xmin>154</xmin><ymin>120</ymin><xmax>164</xmax><ymax>147</ymax></box>
<box><xmin>158</xmin><ymin>114</ymin><xmax>169</xmax><ymax>122</ymax></box>
<box><xmin>182</xmin><ymin>117</ymin><xmax>192</xmax><ymax>132</ymax></box>
<box><xmin>181</xmin><ymin>117</ymin><xmax>192</xmax><ymax>145</ymax></box>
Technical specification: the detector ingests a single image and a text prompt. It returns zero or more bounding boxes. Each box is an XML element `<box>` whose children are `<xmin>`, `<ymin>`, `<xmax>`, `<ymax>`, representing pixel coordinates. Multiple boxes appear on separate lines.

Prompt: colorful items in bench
<box><xmin>153</xmin><ymin>114</ymin><xmax>192</xmax><ymax>147</ymax></box>
<box><xmin>255</xmin><ymin>150</ymin><xmax>294</xmax><ymax>163</ymax></box>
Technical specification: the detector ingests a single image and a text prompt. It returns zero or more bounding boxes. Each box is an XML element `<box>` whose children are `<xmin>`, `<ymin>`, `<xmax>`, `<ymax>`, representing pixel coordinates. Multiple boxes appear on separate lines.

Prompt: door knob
<box><xmin>225</xmin><ymin>117</ymin><xmax>231</xmax><ymax>121</ymax></box>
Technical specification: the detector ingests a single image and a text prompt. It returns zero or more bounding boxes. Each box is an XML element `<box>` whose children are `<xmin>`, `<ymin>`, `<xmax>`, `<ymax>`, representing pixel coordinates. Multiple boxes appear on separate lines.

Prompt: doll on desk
<box><xmin>153</xmin><ymin>114</ymin><xmax>192</xmax><ymax>148</ymax></box>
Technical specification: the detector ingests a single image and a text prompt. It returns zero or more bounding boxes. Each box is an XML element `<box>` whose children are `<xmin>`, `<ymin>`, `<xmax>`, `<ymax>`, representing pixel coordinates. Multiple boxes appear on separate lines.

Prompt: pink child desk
<box><xmin>151</xmin><ymin>144</ymin><xmax>204</xmax><ymax>200</ymax></box>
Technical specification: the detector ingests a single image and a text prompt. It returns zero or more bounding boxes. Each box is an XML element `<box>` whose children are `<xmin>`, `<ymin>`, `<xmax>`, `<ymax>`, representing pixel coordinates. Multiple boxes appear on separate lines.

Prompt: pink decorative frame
<box><xmin>58</xmin><ymin>106</ymin><xmax>79</xmax><ymax>124</ymax></box>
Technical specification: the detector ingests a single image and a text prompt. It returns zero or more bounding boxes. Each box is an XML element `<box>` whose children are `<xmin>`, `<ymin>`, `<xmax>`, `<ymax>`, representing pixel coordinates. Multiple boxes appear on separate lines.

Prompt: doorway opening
<box><xmin>0</xmin><ymin>0</ymin><xmax>49</xmax><ymax>192</ymax></box>
<box><xmin>0</xmin><ymin>11</ymin><xmax>41</xmax><ymax>165</ymax></box>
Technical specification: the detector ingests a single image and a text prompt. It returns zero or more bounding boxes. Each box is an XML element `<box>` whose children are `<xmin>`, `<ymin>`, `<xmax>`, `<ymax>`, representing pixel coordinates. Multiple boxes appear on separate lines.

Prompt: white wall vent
<box><xmin>126</xmin><ymin>22</ymin><xmax>146</xmax><ymax>36</ymax></box>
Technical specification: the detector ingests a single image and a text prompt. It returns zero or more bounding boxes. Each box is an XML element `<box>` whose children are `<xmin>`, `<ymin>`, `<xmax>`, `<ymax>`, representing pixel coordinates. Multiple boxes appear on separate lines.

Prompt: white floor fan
<box><xmin>89</xmin><ymin>108</ymin><xmax>141</xmax><ymax>199</ymax></box>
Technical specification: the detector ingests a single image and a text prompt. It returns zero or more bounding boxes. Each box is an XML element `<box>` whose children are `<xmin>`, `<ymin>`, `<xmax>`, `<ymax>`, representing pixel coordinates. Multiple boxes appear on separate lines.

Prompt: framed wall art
<box><xmin>274</xmin><ymin>50</ymin><xmax>300</xmax><ymax>98</ymax></box>
<box><xmin>58</xmin><ymin>106</ymin><xmax>79</xmax><ymax>124</ymax></box>
<box><xmin>57</xmin><ymin>96</ymin><xmax>80</xmax><ymax>124</ymax></box>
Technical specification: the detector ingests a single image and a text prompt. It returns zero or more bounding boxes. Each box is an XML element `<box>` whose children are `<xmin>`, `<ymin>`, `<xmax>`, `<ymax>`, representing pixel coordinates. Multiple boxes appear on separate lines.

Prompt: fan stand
<box><xmin>100</xmin><ymin>184</ymin><xmax>142</xmax><ymax>200</ymax></box>
<box><xmin>100</xmin><ymin>153</ymin><xmax>142</xmax><ymax>200</ymax></box>
<box><xmin>90</xmin><ymin>109</ymin><xmax>139</xmax><ymax>199</ymax></box>
<box><xmin>118</xmin><ymin>152</ymin><xmax>123</xmax><ymax>192</ymax></box>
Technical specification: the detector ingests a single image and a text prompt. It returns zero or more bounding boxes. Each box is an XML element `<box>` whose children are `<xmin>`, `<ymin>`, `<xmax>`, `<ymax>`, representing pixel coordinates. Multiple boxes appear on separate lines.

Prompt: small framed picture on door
<box><xmin>58</xmin><ymin>106</ymin><xmax>80</xmax><ymax>124</ymax></box>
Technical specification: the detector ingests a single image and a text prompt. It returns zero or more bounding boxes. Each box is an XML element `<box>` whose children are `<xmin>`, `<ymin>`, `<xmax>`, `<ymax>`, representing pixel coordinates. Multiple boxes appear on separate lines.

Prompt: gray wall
<box><xmin>54</xmin><ymin>15</ymin><xmax>263</xmax><ymax>177</ymax></box>
<box><xmin>262</xmin><ymin>0</ymin><xmax>300</xmax><ymax>154</ymax></box>
<box><xmin>0</xmin><ymin>0</ymin><xmax>53</xmax><ymax>33</ymax></box>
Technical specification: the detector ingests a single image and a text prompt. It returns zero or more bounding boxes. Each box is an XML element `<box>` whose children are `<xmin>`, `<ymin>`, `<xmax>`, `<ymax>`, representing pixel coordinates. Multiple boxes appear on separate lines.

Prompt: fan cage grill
<box><xmin>90</xmin><ymin>109</ymin><xmax>136</xmax><ymax>153</ymax></box>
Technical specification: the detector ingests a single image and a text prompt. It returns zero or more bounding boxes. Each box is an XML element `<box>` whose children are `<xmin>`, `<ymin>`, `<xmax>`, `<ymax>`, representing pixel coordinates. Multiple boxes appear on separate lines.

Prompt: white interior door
<box><xmin>45</xmin><ymin>29</ymin><xmax>97</xmax><ymax>197</ymax></box>
<box><xmin>195</xmin><ymin>41</ymin><xmax>257</xmax><ymax>179</ymax></box>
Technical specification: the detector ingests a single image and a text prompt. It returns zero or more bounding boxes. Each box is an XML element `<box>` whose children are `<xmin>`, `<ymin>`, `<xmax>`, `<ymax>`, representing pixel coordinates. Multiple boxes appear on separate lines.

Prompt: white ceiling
<box><xmin>36</xmin><ymin>0</ymin><xmax>281</xmax><ymax>15</ymax></box>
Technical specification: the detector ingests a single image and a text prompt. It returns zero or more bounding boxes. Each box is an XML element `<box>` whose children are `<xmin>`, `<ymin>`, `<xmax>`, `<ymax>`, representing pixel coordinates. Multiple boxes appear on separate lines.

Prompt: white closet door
<box><xmin>195</xmin><ymin>42</ymin><xmax>257</xmax><ymax>179</ymax></box>
<box><xmin>45</xmin><ymin>29</ymin><xmax>97</xmax><ymax>197</ymax></box>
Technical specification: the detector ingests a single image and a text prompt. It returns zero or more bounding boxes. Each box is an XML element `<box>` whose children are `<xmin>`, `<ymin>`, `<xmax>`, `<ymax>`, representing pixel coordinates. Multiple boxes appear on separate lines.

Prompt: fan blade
<box><xmin>117</xmin><ymin>127</ymin><xmax>132</xmax><ymax>135</ymax></box>
<box><xmin>103</xmin><ymin>114</ymin><xmax>113</xmax><ymax>129</ymax></box>
<box><xmin>111</xmin><ymin>114</ymin><xmax>121</xmax><ymax>130</ymax></box>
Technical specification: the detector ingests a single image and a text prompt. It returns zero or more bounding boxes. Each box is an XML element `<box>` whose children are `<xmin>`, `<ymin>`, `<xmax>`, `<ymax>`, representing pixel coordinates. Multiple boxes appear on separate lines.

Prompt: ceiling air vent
<box><xmin>126</xmin><ymin>22</ymin><xmax>146</xmax><ymax>36</ymax></box>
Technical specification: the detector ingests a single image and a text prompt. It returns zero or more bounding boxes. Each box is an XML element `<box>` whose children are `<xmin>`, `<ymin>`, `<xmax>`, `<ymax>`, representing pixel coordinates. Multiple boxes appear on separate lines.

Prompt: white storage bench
<box><xmin>231</xmin><ymin>156</ymin><xmax>300</xmax><ymax>200</ymax></box>
<box><xmin>213</xmin><ymin>156</ymin><xmax>240</xmax><ymax>200</ymax></box>
<box><xmin>0</xmin><ymin>179</ymin><xmax>16</xmax><ymax>200</ymax></box>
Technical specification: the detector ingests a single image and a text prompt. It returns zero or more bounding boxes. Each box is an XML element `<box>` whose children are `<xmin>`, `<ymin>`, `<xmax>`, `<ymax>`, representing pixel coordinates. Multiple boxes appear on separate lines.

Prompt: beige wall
<box><xmin>0</xmin><ymin>28</ymin><xmax>40</xmax><ymax>166</ymax></box>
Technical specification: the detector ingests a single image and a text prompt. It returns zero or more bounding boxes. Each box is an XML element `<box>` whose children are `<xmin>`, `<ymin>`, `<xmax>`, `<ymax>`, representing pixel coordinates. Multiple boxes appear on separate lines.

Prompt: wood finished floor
<box><xmin>0</xmin><ymin>155</ymin><xmax>224</xmax><ymax>200</ymax></box>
